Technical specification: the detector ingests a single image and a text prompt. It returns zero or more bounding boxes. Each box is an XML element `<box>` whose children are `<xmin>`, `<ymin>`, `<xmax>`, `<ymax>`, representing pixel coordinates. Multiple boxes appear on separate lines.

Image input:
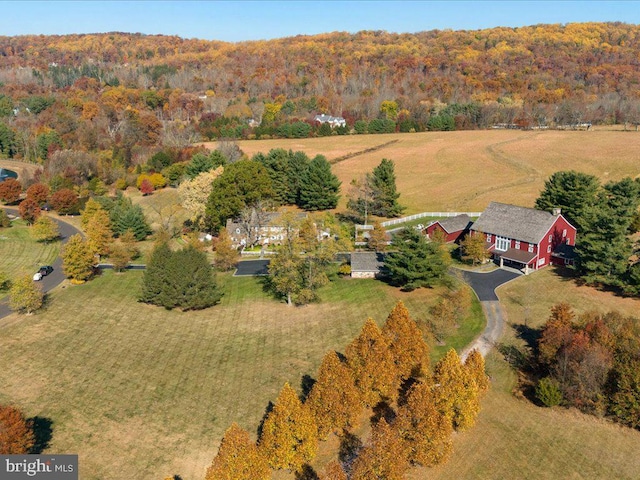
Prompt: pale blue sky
<box><xmin>2</xmin><ymin>1</ymin><xmax>639</xmax><ymax>42</ymax></box>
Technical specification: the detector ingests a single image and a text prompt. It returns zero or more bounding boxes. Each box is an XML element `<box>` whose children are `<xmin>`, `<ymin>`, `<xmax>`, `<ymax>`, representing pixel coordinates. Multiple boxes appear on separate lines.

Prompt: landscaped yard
<box><xmin>0</xmin><ymin>219</ymin><xmax>60</xmax><ymax>281</ymax></box>
<box><xmin>0</xmin><ymin>270</ymin><xmax>478</xmax><ymax>480</ymax></box>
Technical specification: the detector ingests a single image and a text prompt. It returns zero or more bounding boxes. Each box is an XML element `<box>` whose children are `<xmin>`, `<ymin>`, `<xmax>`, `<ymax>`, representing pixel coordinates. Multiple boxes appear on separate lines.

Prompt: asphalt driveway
<box><xmin>457</xmin><ymin>268</ymin><xmax>521</xmax><ymax>301</ymax></box>
<box><xmin>234</xmin><ymin>259</ymin><xmax>270</xmax><ymax>276</ymax></box>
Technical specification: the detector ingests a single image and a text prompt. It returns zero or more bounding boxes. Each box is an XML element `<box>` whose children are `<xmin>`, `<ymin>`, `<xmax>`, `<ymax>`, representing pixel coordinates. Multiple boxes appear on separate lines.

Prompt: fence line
<box><xmin>380</xmin><ymin>212</ymin><xmax>482</xmax><ymax>228</ymax></box>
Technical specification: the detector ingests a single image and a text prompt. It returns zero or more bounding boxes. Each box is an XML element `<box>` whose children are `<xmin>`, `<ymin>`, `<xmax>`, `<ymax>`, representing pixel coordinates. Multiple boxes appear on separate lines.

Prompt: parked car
<box><xmin>33</xmin><ymin>265</ymin><xmax>53</xmax><ymax>281</ymax></box>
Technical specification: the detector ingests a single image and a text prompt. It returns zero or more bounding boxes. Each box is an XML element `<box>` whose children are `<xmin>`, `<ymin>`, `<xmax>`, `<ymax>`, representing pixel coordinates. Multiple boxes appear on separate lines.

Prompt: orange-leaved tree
<box><xmin>382</xmin><ymin>301</ymin><xmax>430</xmax><ymax>381</ymax></box>
<box><xmin>350</xmin><ymin>419</ymin><xmax>409</xmax><ymax>480</ymax></box>
<box><xmin>205</xmin><ymin>422</ymin><xmax>270</xmax><ymax>480</ymax></box>
<box><xmin>395</xmin><ymin>380</ymin><xmax>453</xmax><ymax>466</ymax></box>
<box><xmin>0</xmin><ymin>404</ymin><xmax>35</xmax><ymax>454</ymax></box>
<box><xmin>346</xmin><ymin>318</ymin><xmax>400</xmax><ymax>407</ymax></box>
<box><xmin>464</xmin><ymin>349</ymin><xmax>489</xmax><ymax>395</ymax></box>
<box><xmin>258</xmin><ymin>382</ymin><xmax>318</xmax><ymax>472</ymax></box>
<box><xmin>538</xmin><ymin>302</ymin><xmax>575</xmax><ymax>365</ymax></box>
<box><xmin>306</xmin><ymin>350</ymin><xmax>362</xmax><ymax>440</ymax></box>
<box><xmin>433</xmin><ymin>348</ymin><xmax>480</xmax><ymax>431</ymax></box>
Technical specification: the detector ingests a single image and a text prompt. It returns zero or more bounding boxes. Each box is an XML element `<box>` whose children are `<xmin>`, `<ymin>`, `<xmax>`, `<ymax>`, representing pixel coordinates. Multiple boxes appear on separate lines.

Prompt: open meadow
<box><xmin>0</xmin><ymin>219</ymin><xmax>59</xmax><ymax>280</ymax></box>
<box><xmin>0</xmin><ymin>269</ymin><xmax>475</xmax><ymax>480</ymax></box>
<box><xmin>220</xmin><ymin>129</ymin><xmax>640</xmax><ymax>214</ymax></box>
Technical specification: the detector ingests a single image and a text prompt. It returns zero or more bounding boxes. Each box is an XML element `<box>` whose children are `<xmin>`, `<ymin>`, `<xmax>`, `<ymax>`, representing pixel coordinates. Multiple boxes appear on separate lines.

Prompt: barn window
<box><xmin>515</xmin><ymin>241</ymin><xmax>520</xmax><ymax>249</ymax></box>
<box><xmin>486</xmin><ymin>234</ymin><xmax>492</xmax><ymax>242</ymax></box>
<box><xmin>548</xmin><ymin>234</ymin><xmax>553</xmax><ymax>242</ymax></box>
<box><xmin>528</xmin><ymin>244</ymin><xmax>534</xmax><ymax>253</ymax></box>
<box><xmin>562</xmin><ymin>229</ymin><xmax>567</xmax><ymax>237</ymax></box>
<box><xmin>495</xmin><ymin>236</ymin><xmax>509</xmax><ymax>252</ymax></box>
<box><xmin>547</xmin><ymin>244</ymin><xmax>552</xmax><ymax>253</ymax></box>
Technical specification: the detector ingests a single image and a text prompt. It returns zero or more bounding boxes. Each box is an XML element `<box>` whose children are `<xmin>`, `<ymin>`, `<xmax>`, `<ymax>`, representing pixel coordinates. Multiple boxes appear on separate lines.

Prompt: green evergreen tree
<box><xmin>111</xmin><ymin>199</ymin><xmax>151</xmax><ymax>240</ymax></box>
<box><xmin>298</xmin><ymin>155</ymin><xmax>341</xmax><ymax>211</ymax></box>
<box><xmin>140</xmin><ymin>242</ymin><xmax>172</xmax><ymax>305</ymax></box>
<box><xmin>370</xmin><ymin>159</ymin><xmax>405</xmax><ymax>217</ymax></box>
<box><xmin>384</xmin><ymin>227</ymin><xmax>450</xmax><ymax>291</ymax></box>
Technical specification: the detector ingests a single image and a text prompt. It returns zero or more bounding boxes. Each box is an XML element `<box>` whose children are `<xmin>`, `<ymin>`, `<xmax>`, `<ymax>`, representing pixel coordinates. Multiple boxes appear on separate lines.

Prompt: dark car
<box><xmin>33</xmin><ymin>266</ymin><xmax>54</xmax><ymax>281</ymax></box>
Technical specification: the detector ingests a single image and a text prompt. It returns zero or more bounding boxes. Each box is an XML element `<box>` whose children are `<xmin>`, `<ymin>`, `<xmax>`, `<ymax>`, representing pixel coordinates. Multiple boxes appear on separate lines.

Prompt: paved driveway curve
<box><xmin>0</xmin><ymin>208</ymin><xmax>80</xmax><ymax>319</ymax></box>
<box><xmin>456</xmin><ymin>267</ymin><xmax>522</xmax><ymax>360</ymax></box>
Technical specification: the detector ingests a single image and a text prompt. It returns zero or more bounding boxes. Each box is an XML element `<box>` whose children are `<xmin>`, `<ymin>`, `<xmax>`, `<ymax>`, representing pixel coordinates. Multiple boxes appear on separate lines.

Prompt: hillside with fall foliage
<box><xmin>1</xmin><ymin>22</ymin><xmax>640</xmax><ymax>168</ymax></box>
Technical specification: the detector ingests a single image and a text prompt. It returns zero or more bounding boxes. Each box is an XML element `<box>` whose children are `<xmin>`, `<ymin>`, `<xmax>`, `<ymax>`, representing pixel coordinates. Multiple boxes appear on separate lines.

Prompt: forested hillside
<box><xmin>1</xmin><ymin>22</ymin><xmax>640</xmax><ymax>167</ymax></box>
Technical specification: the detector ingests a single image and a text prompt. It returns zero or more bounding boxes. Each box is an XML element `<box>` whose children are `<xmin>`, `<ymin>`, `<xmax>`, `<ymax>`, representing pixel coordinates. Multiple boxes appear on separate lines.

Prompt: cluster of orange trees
<box><xmin>205</xmin><ymin>301</ymin><xmax>488</xmax><ymax>479</ymax></box>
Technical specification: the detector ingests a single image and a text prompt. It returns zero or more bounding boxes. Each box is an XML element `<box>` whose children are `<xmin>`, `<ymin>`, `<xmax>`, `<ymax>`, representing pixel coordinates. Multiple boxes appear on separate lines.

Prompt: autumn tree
<box><xmin>50</xmin><ymin>188</ymin><xmax>79</xmax><ymax>214</ymax></box>
<box><xmin>0</xmin><ymin>404</ymin><xmax>35</xmax><ymax>454</ymax></box>
<box><xmin>306</xmin><ymin>351</ymin><xmax>362</xmax><ymax>440</ymax></box>
<box><xmin>350</xmin><ymin>419</ymin><xmax>409</xmax><ymax>480</ymax></box>
<box><xmin>139</xmin><ymin>178</ymin><xmax>154</xmax><ymax>196</ymax></box>
<box><xmin>85</xmin><ymin>209</ymin><xmax>114</xmax><ymax>257</ymax></box>
<box><xmin>464</xmin><ymin>349</ymin><xmax>489</xmax><ymax>395</ymax></box>
<box><xmin>395</xmin><ymin>380</ymin><xmax>453</xmax><ymax>466</ymax></box>
<box><xmin>30</xmin><ymin>215</ymin><xmax>59</xmax><ymax>243</ymax></box>
<box><xmin>25</xmin><ymin>182</ymin><xmax>49</xmax><ymax>206</ymax></box>
<box><xmin>0</xmin><ymin>178</ymin><xmax>22</xmax><ymax>204</ymax></box>
<box><xmin>213</xmin><ymin>227</ymin><xmax>240</xmax><ymax>271</ymax></box>
<box><xmin>382</xmin><ymin>301</ymin><xmax>430</xmax><ymax>381</ymax></box>
<box><xmin>345</xmin><ymin>318</ymin><xmax>400</xmax><ymax>406</ymax></box>
<box><xmin>108</xmin><ymin>242</ymin><xmax>132</xmax><ymax>272</ymax></box>
<box><xmin>205</xmin><ymin>423</ymin><xmax>270</xmax><ymax>480</ymax></box>
<box><xmin>18</xmin><ymin>198</ymin><xmax>41</xmax><ymax>225</ymax></box>
<box><xmin>61</xmin><ymin>234</ymin><xmax>96</xmax><ymax>283</ymax></box>
<box><xmin>80</xmin><ymin>197</ymin><xmax>104</xmax><ymax>229</ymax></box>
<box><xmin>258</xmin><ymin>382</ymin><xmax>318</xmax><ymax>472</ymax></box>
<box><xmin>9</xmin><ymin>275</ymin><xmax>44</xmax><ymax>314</ymax></box>
<box><xmin>319</xmin><ymin>460</ymin><xmax>347</xmax><ymax>480</ymax></box>
<box><xmin>0</xmin><ymin>208</ymin><xmax>11</xmax><ymax>227</ymax></box>
<box><xmin>538</xmin><ymin>302</ymin><xmax>575</xmax><ymax>366</ymax></box>
<box><xmin>460</xmin><ymin>232</ymin><xmax>489</xmax><ymax>265</ymax></box>
<box><xmin>433</xmin><ymin>349</ymin><xmax>480</xmax><ymax>431</ymax></box>
<box><xmin>367</xmin><ymin>220</ymin><xmax>389</xmax><ymax>252</ymax></box>
<box><xmin>178</xmin><ymin>166</ymin><xmax>224</xmax><ymax>227</ymax></box>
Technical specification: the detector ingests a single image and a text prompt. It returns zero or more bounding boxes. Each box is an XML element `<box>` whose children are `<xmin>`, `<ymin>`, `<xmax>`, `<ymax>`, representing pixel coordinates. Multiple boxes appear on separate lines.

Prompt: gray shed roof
<box><xmin>471</xmin><ymin>202</ymin><xmax>558</xmax><ymax>244</ymax></box>
<box><xmin>351</xmin><ymin>252</ymin><xmax>385</xmax><ymax>272</ymax></box>
<box><xmin>434</xmin><ymin>214</ymin><xmax>472</xmax><ymax>234</ymax></box>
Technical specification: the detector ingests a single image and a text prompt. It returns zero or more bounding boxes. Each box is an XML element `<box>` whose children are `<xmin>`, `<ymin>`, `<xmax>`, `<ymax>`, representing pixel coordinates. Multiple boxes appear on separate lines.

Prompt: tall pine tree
<box><xmin>298</xmin><ymin>155</ymin><xmax>341</xmax><ymax>211</ymax></box>
<box><xmin>370</xmin><ymin>158</ymin><xmax>404</xmax><ymax>217</ymax></box>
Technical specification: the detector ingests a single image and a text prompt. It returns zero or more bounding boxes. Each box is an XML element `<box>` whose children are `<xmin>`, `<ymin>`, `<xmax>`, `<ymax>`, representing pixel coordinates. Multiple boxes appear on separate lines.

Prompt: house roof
<box><xmin>351</xmin><ymin>252</ymin><xmax>385</xmax><ymax>272</ymax></box>
<box><xmin>432</xmin><ymin>214</ymin><xmax>472</xmax><ymax>234</ymax></box>
<box><xmin>471</xmin><ymin>202</ymin><xmax>560</xmax><ymax>244</ymax></box>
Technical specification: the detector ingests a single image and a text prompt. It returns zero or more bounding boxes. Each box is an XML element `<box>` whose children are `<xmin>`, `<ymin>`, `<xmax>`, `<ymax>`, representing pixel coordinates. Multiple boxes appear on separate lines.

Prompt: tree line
<box><xmin>203</xmin><ymin>302</ymin><xmax>488</xmax><ymax>479</ymax></box>
<box><xmin>519</xmin><ymin>303</ymin><xmax>640</xmax><ymax>431</ymax></box>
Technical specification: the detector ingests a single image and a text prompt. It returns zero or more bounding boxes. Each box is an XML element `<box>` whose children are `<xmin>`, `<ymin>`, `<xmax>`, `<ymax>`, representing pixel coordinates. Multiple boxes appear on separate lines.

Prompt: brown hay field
<box><xmin>205</xmin><ymin>130</ymin><xmax>640</xmax><ymax>214</ymax></box>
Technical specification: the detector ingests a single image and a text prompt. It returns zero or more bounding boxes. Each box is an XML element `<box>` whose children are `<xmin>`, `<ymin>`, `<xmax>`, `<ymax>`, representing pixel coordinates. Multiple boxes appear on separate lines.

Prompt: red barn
<box><xmin>425</xmin><ymin>214</ymin><xmax>472</xmax><ymax>243</ymax></box>
<box><xmin>470</xmin><ymin>202</ymin><xmax>577</xmax><ymax>273</ymax></box>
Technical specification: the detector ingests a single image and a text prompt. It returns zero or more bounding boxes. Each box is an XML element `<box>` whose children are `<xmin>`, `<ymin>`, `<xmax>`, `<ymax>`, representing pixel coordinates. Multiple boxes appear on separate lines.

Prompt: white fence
<box><xmin>381</xmin><ymin>212</ymin><xmax>482</xmax><ymax>228</ymax></box>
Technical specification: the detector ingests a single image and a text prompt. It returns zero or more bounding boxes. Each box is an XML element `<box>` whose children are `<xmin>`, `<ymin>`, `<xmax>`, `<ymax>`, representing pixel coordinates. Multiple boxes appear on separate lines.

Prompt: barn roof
<box><xmin>433</xmin><ymin>214</ymin><xmax>472</xmax><ymax>233</ymax></box>
<box><xmin>471</xmin><ymin>202</ymin><xmax>559</xmax><ymax>244</ymax></box>
<box><xmin>351</xmin><ymin>252</ymin><xmax>385</xmax><ymax>273</ymax></box>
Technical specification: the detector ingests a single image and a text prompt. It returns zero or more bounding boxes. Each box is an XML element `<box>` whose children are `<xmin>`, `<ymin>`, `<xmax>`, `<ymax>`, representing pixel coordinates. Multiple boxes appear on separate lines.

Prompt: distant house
<box><xmin>425</xmin><ymin>214</ymin><xmax>472</xmax><ymax>243</ymax></box>
<box><xmin>314</xmin><ymin>114</ymin><xmax>346</xmax><ymax>128</ymax></box>
<box><xmin>470</xmin><ymin>202</ymin><xmax>577</xmax><ymax>273</ymax></box>
<box><xmin>350</xmin><ymin>252</ymin><xmax>386</xmax><ymax>279</ymax></box>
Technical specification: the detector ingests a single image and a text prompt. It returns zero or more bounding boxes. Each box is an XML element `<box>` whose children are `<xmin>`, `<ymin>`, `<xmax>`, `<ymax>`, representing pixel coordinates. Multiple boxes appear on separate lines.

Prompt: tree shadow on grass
<box><xmin>338</xmin><ymin>430</ymin><xmax>362</xmax><ymax>466</ymax></box>
<box><xmin>256</xmin><ymin>401</ymin><xmax>274</xmax><ymax>439</ymax></box>
<box><xmin>295</xmin><ymin>464</ymin><xmax>319</xmax><ymax>480</ymax></box>
<box><xmin>29</xmin><ymin>416</ymin><xmax>53</xmax><ymax>454</ymax></box>
<box><xmin>513</xmin><ymin>323</ymin><xmax>541</xmax><ymax>356</ymax></box>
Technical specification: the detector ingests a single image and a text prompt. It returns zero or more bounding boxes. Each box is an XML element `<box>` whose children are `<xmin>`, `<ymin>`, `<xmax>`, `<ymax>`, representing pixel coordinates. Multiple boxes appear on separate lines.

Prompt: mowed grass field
<box><xmin>0</xmin><ymin>220</ymin><xmax>60</xmax><ymax>280</ymax></box>
<box><xmin>0</xmin><ymin>270</ymin><xmax>467</xmax><ymax>480</ymax></box>
<box><xmin>215</xmin><ymin>129</ymin><xmax>640</xmax><ymax>214</ymax></box>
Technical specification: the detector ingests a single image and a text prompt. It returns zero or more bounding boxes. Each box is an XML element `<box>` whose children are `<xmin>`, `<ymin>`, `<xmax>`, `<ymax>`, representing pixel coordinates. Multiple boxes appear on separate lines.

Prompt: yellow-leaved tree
<box><xmin>346</xmin><ymin>318</ymin><xmax>400</xmax><ymax>406</ymax></box>
<box><xmin>464</xmin><ymin>349</ymin><xmax>489</xmax><ymax>395</ymax></box>
<box><xmin>258</xmin><ymin>382</ymin><xmax>318</xmax><ymax>472</ymax></box>
<box><xmin>306</xmin><ymin>351</ymin><xmax>362</xmax><ymax>440</ymax></box>
<box><xmin>205</xmin><ymin>422</ymin><xmax>270</xmax><ymax>480</ymax></box>
<box><xmin>350</xmin><ymin>419</ymin><xmax>409</xmax><ymax>480</ymax></box>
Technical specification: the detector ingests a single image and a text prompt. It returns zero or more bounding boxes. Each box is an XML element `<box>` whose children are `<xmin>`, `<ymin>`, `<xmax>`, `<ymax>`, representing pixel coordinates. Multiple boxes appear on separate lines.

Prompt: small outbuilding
<box><xmin>350</xmin><ymin>252</ymin><xmax>386</xmax><ymax>279</ymax></box>
<box><xmin>424</xmin><ymin>214</ymin><xmax>473</xmax><ymax>243</ymax></box>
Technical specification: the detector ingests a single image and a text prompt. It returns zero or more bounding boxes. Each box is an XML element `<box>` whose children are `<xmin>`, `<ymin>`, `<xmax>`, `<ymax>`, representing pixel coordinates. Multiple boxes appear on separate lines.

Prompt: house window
<box><xmin>547</xmin><ymin>244</ymin><xmax>552</xmax><ymax>253</ymax></box>
<box><xmin>528</xmin><ymin>244</ymin><xmax>534</xmax><ymax>253</ymax></box>
<box><xmin>486</xmin><ymin>234</ymin><xmax>492</xmax><ymax>242</ymax></box>
<box><xmin>562</xmin><ymin>229</ymin><xmax>567</xmax><ymax>237</ymax></box>
<box><xmin>495</xmin><ymin>236</ymin><xmax>510</xmax><ymax>252</ymax></box>
<box><xmin>515</xmin><ymin>241</ymin><xmax>520</xmax><ymax>249</ymax></box>
<box><xmin>548</xmin><ymin>234</ymin><xmax>553</xmax><ymax>242</ymax></box>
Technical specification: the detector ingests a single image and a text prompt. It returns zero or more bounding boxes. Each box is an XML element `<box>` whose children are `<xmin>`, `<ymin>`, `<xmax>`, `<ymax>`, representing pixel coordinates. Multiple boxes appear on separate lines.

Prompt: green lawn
<box><xmin>0</xmin><ymin>270</ymin><xmax>476</xmax><ymax>480</ymax></box>
<box><xmin>0</xmin><ymin>220</ymin><xmax>60</xmax><ymax>281</ymax></box>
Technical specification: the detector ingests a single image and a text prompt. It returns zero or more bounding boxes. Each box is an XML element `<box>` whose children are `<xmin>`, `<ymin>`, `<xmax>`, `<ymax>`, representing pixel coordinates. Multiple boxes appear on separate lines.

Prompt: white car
<box><xmin>33</xmin><ymin>272</ymin><xmax>43</xmax><ymax>281</ymax></box>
